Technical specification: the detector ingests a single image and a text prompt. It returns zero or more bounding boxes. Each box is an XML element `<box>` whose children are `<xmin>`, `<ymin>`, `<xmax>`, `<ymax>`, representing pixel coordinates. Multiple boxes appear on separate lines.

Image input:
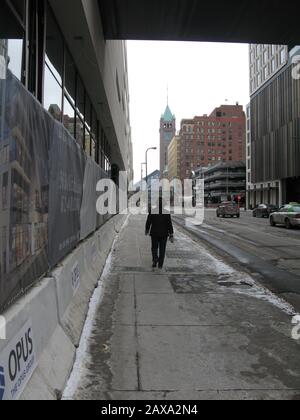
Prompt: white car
<box><xmin>270</xmin><ymin>204</ymin><xmax>300</xmax><ymax>229</ymax></box>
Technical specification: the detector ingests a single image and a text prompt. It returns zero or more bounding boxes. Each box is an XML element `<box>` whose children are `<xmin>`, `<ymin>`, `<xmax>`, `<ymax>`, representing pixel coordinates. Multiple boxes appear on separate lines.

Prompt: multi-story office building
<box><xmin>167</xmin><ymin>135</ymin><xmax>181</xmax><ymax>182</ymax></box>
<box><xmin>178</xmin><ymin>104</ymin><xmax>246</xmax><ymax>182</ymax></box>
<box><xmin>160</xmin><ymin>105</ymin><xmax>176</xmax><ymax>178</ymax></box>
<box><xmin>1</xmin><ymin>1</ymin><xmax>132</xmax><ymax>175</ymax></box>
<box><xmin>197</xmin><ymin>162</ymin><xmax>246</xmax><ymax>205</ymax></box>
<box><xmin>246</xmin><ymin>104</ymin><xmax>253</xmax><ymax>208</ymax></box>
<box><xmin>248</xmin><ymin>44</ymin><xmax>300</xmax><ymax>206</ymax></box>
<box><xmin>135</xmin><ymin>170</ymin><xmax>160</xmax><ymax>191</ymax></box>
<box><xmin>0</xmin><ymin>39</ymin><xmax>7</xmax><ymax>57</ymax></box>
<box><xmin>0</xmin><ymin>0</ymin><xmax>133</xmax><ymax>301</ymax></box>
<box><xmin>249</xmin><ymin>44</ymin><xmax>288</xmax><ymax>95</ymax></box>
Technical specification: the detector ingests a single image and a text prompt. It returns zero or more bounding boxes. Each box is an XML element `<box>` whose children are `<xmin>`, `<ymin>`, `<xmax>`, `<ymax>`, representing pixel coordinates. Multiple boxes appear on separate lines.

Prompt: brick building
<box><xmin>178</xmin><ymin>104</ymin><xmax>246</xmax><ymax>182</ymax></box>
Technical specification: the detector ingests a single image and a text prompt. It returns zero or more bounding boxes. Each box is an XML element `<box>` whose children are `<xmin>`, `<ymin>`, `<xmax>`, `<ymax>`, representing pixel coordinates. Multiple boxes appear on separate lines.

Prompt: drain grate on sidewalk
<box><xmin>113</xmin><ymin>266</ymin><xmax>196</xmax><ymax>274</ymax></box>
<box><xmin>114</xmin><ymin>266</ymin><xmax>153</xmax><ymax>273</ymax></box>
<box><xmin>166</xmin><ymin>251</ymin><xmax>200</xmax><ymax>260</ymax></box>
<box><xmin>165</xmin><ymin>267</ymin><xmax>194</xmax><ymax>274</ymax></box>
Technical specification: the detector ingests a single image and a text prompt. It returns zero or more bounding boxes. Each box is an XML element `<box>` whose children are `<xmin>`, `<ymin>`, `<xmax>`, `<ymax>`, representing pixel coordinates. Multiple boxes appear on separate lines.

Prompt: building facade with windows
<box><xmin>178</xmin><ymin>104</ymin><xmax>246</xmax><ymax>183</ymax></box>
<box><xmin>249</xmin><ymin>44</ymin><xmax>300</xmax><ymax>207</ymax></box>
<box><xmin>0</xmin><ymin>39</ymin><xmax>7</xmax><ymax>57</ymax></box>
<box><xmin>0</xmin><ymin>0</ymin><xmax>132</xmax><ymax>176</ymax></box>
<box><xmin>249</xmin><ymin>44</ymin><xmax>288</xmax><ymax>95</ymax></box>
<box><xmin>246</xmin><ymin>104</ymin><xmax>252</xmax><ymax>208</ymax></box>
<box><xmin>246</xmin><ymin>101</ymin><xmax>282</xmax><ymax>209</ymax></box>
<box><xmin>0</xmin><ymin>0</ymin><xmax>133</xmax><ymax>307</ymax></box>
<box><xmin>197</xmin><ymin>162</ymin><xmax>246</xmax><ymax>205</ymax></box>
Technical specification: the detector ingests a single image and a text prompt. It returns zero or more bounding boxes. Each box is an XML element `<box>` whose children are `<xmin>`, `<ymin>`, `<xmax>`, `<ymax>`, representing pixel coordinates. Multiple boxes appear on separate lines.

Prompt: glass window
<box><xmin>256</xmin><ymin>57</ymin><xmax>260</xmax><ymax>70</ymax></box>
<box><xmin>7</xmin><ymin>39</ymin><xmax>23</xmax><ymax>80</ymax></box>
<box><xmin>45</xmin><ymin>9</ymin><xmax>63</xmax><ymax>85</ymax></box>
<box><xmin>44</xmin><ymin>65</ymin><xmax>63</xmax><ymax>120</ymax></box>
<box><xmin>257</xmin><ymin>73</ymin><xmax>261</xmax><ymax>86</ymax></box>
<box><xmin>44</xmin><ymin>7</ymin><xmax>64</xmax><ymax>118</ymax></box>
<box><xmin>85</xmin><ymin>95</ymin><xmax>92</xmax><ymax>128</ymax></box>
<box><xmin>91</xmin><ymin>108</ymin><xmax>97</xmax><ymax>139</ymax></box>
<box><xmin>76</xmin><ymin>76</ymin><xmax>85</xmax><ymax>119</ymax></box>
<box><xmin>271</xmin><ymin>45</ymin><xmax>276</xmax><ymax>55</ymax></box>
<box><xmin>91</xmin><ymin>136</ymin><xmax>96</xmax><ymax>161</ymax></box>
<box><xmin>65</xmin><ymin>49</ymin><xmax>76</xmax><ymax>106</ymax></box>
<box><xmin>280</xmin><ymin>48</ymin><xmax>286</xmax><ymax>65</ymax></box>
<box><xmin>84</xmin><ymin>124</ymin><xmax>91</xmax><ymax>156</ymax></box>
<box><xmin>271</xmin><ymin>58</ymin><xmax>276</xmax><ymax>73</ymax></box>
<box><xmin>75</xmin><ymin>114</ymin><xmax>84</xmax><ymax>148</ymax></box>
<box><xmin>63</xmin><ymin>96</ymin><xmax>75</xmax><ymax>138</ymax></box>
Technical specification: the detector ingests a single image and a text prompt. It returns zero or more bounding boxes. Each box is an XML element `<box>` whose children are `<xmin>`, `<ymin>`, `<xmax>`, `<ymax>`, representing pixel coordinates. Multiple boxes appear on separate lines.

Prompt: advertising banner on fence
<box><xmin>48</xmin><ymin>122</ymin><xmax>86</xmax><ymax>267</ymax></box>
<box><xmin>80</xmin><ymin>159</ymin><xmax>108</xmax><ymax>237</ymax></box>
<box><xmin>80</xmin><ymin>158</ymin><xmax>98</xmax><ymax>240</ymax></box>
<box><xmin>0</xmin><ymin>71</ymin><xmax>109</xmax><ymax>312</ymax></box>
<box><xmin>96</xmin><ymin>166</ymin><xmax>109</xmax><ymax>229</ymax></box>
<box><xmin>0</xmin><ymin>319</ymin><xmax>37</xmax><ymax>400</ymax></box>
<box><xmin>0</xmin><ymin>71</ymin><xmax>50</xmax><ymax>311</ymax></box>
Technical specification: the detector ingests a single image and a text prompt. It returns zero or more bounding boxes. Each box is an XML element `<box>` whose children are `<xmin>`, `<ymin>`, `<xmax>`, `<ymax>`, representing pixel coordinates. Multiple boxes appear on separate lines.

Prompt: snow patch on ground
<box><xmin>234</xmin><ymin>283</ymin><xmax>298</xmax><ymax>316</ymax></box>
<box><xmin>176</xmin><ymin>228</ymin><xmax>235</xmax><ymax>275</ymax></box>
<box><xmin>62</xmin><ymin>215</ymin><xmax>129</xmax><ymax>400</ymax></box>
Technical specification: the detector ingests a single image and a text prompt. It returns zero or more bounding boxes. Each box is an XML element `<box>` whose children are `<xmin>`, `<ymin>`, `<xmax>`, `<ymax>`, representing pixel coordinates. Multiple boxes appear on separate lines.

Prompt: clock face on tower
<box><xmin>163</xmin><ymin>123</ymin><xmax>173</xmax><ymax>129</ymax></box>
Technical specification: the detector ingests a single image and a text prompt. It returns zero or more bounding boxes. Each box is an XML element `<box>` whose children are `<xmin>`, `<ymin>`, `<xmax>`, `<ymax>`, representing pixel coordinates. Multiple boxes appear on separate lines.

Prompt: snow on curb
<box><xmin>62</xmin><ymin>215</ymin><xmax>129</xmax><ymax>400</ymax></box>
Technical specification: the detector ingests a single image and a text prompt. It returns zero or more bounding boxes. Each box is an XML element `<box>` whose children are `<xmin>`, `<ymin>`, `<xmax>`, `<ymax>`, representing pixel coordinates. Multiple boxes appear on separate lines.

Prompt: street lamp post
<box><xmin>145</xmin><ymin>147</ymin><xmax>157</xmax><ymax>186</ymax></box>
<box><xmin>141</xmin><ymin>162</ymin><xmax>146</xmax><ymax>186</ymax></box>
<box><xmin>145</xmin><ymin>147</ymin><xmax>157</xmax><ymax>212</ymax></box>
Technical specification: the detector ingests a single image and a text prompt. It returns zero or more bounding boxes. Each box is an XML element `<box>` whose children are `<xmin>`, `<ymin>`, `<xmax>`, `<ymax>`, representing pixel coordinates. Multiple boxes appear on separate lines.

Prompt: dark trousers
<box><xmin>151</xmin><ymin>236</ymin><xmax>168</xmax><ymax>268</ymax></box>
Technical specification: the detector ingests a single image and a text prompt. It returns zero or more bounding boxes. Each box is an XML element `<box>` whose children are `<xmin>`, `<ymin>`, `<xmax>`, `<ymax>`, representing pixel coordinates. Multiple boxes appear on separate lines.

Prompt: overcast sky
<box><xmin>127</xmin><ymin>41</ymin><xmax>250</xmax><ymax>183</ymax></box>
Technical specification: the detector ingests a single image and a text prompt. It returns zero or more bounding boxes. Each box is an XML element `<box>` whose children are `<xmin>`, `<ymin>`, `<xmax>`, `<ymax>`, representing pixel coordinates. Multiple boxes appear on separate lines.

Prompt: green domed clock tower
<box><xmin>160</xmin><ymin>104</ymin><xmax>176</xmax><ymax>178</ymax></box>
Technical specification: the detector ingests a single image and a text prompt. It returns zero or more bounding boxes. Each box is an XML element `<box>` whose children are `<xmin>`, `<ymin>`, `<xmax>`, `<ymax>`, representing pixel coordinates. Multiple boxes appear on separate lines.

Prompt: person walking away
<box><xmin>145</xmin><ymin>198</ymin><xmax>174</xmax><ymax>270</ymax></box>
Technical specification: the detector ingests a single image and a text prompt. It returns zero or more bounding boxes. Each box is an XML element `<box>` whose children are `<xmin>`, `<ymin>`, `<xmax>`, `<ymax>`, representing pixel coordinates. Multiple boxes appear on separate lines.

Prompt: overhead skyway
<box><xmin>98</xmin><ymin>0</ymin><xmax>298</xmax><ymax>47</ymax></box>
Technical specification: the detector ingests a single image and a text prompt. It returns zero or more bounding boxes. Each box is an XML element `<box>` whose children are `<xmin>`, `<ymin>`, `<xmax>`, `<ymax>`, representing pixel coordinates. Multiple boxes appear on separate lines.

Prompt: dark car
<box><xmin>217</xmin><ymin>202</ymin><xmax>240</xmax><ymax>218</ymax></box>
<box><xmin>253</xmin><ymin>204</ymin><xmax>278</xmax><ymax>218</ymax></box>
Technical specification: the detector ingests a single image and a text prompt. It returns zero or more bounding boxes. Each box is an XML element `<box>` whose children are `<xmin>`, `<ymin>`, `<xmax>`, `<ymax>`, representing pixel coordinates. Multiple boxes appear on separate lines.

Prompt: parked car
<box><xmin>270</xmin><ymin>204</ymin><xmax>300</xmax><ymax>229</ymax></box>
<box><xmin>216</xmin><ymin>202</ymin><xmax>240</xmax><ymax>218</ymax></box>
<box><xmin>253</xmin><ymin>204</ymin><xmax>278</xmax><ymax>218</ymax></box>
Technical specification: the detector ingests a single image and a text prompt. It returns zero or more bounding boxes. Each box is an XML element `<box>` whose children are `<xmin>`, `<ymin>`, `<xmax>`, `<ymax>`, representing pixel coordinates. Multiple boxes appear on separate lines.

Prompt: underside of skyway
<box><xmin>98</xmin><ymin>0</ymin><xmax>299</xmax><ymax>47</ymax></box>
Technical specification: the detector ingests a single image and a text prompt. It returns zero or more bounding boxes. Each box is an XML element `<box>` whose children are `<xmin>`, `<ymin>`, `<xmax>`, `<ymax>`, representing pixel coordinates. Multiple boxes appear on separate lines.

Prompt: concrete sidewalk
<box><xmin>70</xmin><ymin>215</ymin><xmax>300</xmax><ymax>400</ymax></box>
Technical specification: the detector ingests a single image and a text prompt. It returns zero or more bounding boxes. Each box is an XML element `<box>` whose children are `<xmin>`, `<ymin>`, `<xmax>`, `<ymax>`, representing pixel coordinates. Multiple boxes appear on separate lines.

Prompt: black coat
<box><xmin>145</xmin><ymin>213</ymin><xmax>174</xmax><ymax>238</ymax></box>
